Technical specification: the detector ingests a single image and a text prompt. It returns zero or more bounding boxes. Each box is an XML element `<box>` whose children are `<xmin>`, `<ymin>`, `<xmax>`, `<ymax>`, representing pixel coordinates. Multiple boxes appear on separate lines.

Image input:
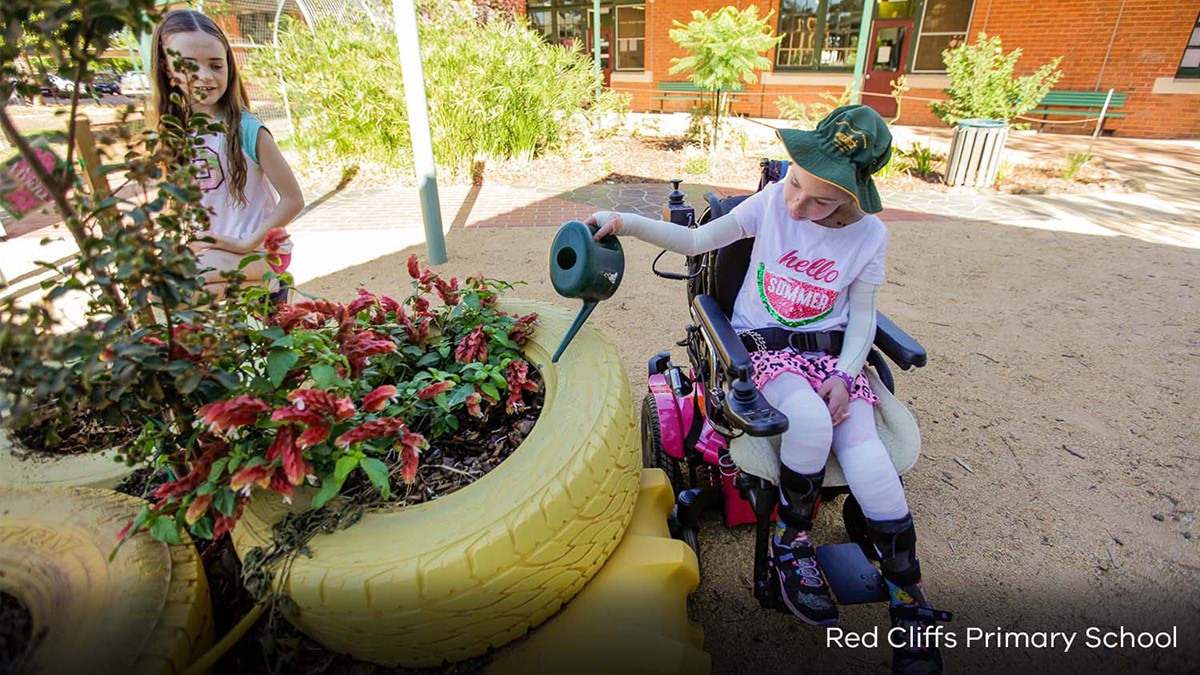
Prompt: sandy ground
<box><xmin>301</xmin><ymin>215</ymin><xmax>1199</xmax><ymax>674</ymax></box>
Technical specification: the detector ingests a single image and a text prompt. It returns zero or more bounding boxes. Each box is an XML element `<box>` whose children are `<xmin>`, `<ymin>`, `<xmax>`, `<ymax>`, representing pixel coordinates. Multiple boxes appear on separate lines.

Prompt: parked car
<box><xmin>120</xmin><ymin>71</ymin><xmax>150</xmax><ymax>97</ymax></box>
<box><xmin>92</xmin><ymin>79</ymin><xmax>121</xmax><ymax>95</ymax></box>
<box><xmin>45</xmin><ymin>73</ymin><xmax>87</xmax><ymax>96</ymax></box>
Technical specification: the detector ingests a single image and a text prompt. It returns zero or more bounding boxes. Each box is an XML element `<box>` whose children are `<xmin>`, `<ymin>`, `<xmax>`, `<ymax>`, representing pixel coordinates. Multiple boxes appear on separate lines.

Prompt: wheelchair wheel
<box><xmin>841</xmin><ymin>494</ymin><xmax>878</xmax><ymax>562</ymax></box>
<box><xmin>682</xmin><ymin>526</ymin><xmax>701</xmax><ymax>564</ymax></box>
<box><xmin>641</xmin><ymin>392</ymin><xmax>683</xmax><ymax>495</ymax></box>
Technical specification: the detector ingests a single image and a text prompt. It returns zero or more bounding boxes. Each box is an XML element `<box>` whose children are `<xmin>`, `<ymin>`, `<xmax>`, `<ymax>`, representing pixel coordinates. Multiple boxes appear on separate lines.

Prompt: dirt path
<box><xmin>303</xmin><ymin>216</ymin><xmax>1198</xmax><ymax>674</ymax></box>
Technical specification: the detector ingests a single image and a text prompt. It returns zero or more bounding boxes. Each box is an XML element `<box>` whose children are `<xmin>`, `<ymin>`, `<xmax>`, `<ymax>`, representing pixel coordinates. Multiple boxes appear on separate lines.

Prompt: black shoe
<box><xmin>889</xmin><ymin>605</ymin><xmax>953</xmax><ymax>675</ymax></box>
<box><xmin>770</xmin><ymin>527</ymin><xmax>839</xmax><ymax>626</ymax></box>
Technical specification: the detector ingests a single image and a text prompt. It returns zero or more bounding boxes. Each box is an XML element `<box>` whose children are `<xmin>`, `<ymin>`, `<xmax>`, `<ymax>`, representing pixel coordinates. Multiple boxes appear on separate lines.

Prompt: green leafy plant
<box><xmin>1062</xmin><ymin>150</ymin><xmax>1091</xmax><ymax>181</ymax></box>
<box><xmin>668</xmin><ymin>5</ymin><xmax>780</xmax><ymax>151</ymax></box>
<box><xmin>903</xmin><ymin>142</ymin><xmax>938</xmax><ymax>177</ymax></box>
<box><xmin>125</xmin><ymin>258</ymin><xmax>541</xmax><ymax>544</ymax></box>
<box><xmin>930</xmin><ymin>33</ymin><xmax>1062</xmax><ymax>126</ymax></box>
<box><xmin>875</xmin><ymin>154</ymin><xmax>906</xmax><ymax>180</ymax></box>
<box><xmin>776</xmin><ymin>85</ymin><xmax>853</xmax><ymax>130</ymax></box>
<box><xmin>0</xmin><ymin>1</ymin><xmax>272</xmax><ymax>477</ymax></box>
<box><xmin>256</xmin><ymin>0</ymin><xmax>597</xmax><ymax>174</ymax></box>
<box><xmin>683</xmin><ymin>151</ymin><xmax>710</xmax><ymax>175</ymax></box>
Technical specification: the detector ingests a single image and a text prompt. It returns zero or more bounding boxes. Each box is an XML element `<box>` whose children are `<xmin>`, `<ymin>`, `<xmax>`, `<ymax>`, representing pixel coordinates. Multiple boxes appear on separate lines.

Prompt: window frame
<box><xmin>525</xmin><ymin>0</ymin><xmax>646</xmax><ymax>72</ymax></box>
<box><xmin>1177</xmin><ymin>12</ymin><xmax>1200</xmax><ymax>79</ymax></box>
<box><xmin>614</xmin><ymin>4</ymin><xmax>646</xmax><ymax>71</ymax></box>
<box><xmin>774</xmin><ymin>0</ymin><xmax>864</xmax><ymax>72</ymax></box>
<box><xmin>909</xmin><ymin>0</ymin><xmax>976</xmax><ymax>74</ymax></box>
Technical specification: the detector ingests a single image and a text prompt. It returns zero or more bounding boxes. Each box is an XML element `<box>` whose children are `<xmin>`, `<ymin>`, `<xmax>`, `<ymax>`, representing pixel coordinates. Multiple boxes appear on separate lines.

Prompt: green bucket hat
<box><xmin>776</xmin><ymin>104</ymin><xmax>893</xmax><ymax>214</ymax></box>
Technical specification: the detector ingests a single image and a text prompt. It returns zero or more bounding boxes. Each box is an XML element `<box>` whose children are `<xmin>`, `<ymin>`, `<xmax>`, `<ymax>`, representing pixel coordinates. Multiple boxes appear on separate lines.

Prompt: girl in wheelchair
<box><xmin>586</xmin><ymin>105</ymin><xmax>944</xmax><ymax>674</ymax></box>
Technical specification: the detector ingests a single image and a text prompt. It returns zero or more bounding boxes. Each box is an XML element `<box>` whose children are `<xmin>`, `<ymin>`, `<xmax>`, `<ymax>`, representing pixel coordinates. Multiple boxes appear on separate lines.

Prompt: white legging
<box><xmin>759</xmin><ymin>372</ymin><xmax>909</xmax><ymax>521</ymax></box>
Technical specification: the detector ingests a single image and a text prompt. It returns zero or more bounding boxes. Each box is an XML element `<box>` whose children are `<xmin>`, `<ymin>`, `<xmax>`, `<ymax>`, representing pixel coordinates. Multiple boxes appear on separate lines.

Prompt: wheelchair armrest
<box><xmin>691</xmin><ymin>295</ymin><xmax>789</xmax><ymax>437</ymax></box>
<box><xmin>874</xmin><ymin>312</ymin><xmax>927</xmax><ymax>370</ymax></box>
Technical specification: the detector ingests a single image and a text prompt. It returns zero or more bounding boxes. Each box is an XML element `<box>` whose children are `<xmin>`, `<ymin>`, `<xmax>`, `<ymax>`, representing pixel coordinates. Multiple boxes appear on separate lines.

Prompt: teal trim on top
<box><xmin>239</xmin><ymin>112</ymin><xmax>265</xmax><ymax>164</ymax></box>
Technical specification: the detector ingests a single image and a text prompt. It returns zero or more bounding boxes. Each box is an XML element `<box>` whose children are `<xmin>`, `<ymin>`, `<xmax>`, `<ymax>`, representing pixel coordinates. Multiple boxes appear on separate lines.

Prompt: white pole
<box><xmin>273</xmin><ymin>0</ymin><xmax>295</xmax><ymax>138</ymax></box>
<box><xmin>394</xmin><ymin>0</ymin><xmax>447</xmax><ymax>264</ymax></box>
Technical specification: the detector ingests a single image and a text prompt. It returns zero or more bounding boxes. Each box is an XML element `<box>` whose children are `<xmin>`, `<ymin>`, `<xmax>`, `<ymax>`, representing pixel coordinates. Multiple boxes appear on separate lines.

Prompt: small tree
<box><xmin>668</xmin><ymin>6</ymin><xmax>780</xmax><ymax>151</ymax></box>
<box><xmin>0</xmin><ymin>1</ymin><xmax>273</xmax><ymax>488</ymax></box>
<box><xmin>930</xmin><ymin>32</ymin><xmax>1062</xmax><ymax>126</ymax></box>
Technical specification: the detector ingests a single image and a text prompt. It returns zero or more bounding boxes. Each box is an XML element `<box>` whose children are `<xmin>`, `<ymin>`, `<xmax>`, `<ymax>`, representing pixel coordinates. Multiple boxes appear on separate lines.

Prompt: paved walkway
<box><xmin>3</xmin><ymin>127</ymin><xmax>1198</xmax><ymax>301</ymax></box>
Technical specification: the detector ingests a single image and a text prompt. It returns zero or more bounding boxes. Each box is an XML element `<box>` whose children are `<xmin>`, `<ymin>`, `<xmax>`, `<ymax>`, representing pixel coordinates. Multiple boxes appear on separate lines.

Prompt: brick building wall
<box><xmin>600</xmin><ymin>0</ymin><xmax>1199</xmax><ymax>138</ymax></box>
<box><xmin>964</xmin><ymin>0</ymin><xmax>1200</xmax><ymax>137</ymax></box>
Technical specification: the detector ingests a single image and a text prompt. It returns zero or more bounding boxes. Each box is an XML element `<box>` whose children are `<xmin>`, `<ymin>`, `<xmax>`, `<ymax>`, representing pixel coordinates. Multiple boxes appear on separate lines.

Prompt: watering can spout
<box><xmin>551</xmin><ymin>300</ymin><xmax>597</xmax><ymax>363</ymax></box>
<box><xmin>548</xmin><ymin>220</ymin><xmax>625</xmax><ymax>363</ymax></box>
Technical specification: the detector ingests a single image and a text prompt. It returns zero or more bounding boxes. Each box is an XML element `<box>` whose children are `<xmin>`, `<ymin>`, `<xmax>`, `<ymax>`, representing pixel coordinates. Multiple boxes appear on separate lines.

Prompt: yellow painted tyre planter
<box><xmin>0</xmin><ymin>487</ymin><xmax>214</xmax><ymax>674</ymax></box>
<box><xmin>0</xmin><ymin>427</ymin><xmax>134</xmax><ymax>489</ymax></box>
<box><xmin>231</xmin><ymin>299</ymin><xmax>641</xmax><ymax>666</ymax></box>
<box><xmin>488</xmin><ymin>469</ymin><xmax>710</xmax><ymax>675</ymax></box>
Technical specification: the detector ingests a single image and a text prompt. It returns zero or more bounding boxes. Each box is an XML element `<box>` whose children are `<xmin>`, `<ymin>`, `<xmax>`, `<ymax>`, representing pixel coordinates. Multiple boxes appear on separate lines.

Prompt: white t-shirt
<box><xmin>194</xmin><ymin>112</ymin><xmax>277</xmax><ymax>247</ymax></box>
<box><xmin>729</xmin><ymin>179</ymin><xmax>888</xmax><ymax>333</ymax></box>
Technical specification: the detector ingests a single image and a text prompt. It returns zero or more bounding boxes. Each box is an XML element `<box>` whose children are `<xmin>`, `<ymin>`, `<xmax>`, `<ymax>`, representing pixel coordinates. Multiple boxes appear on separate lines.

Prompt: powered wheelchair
<box><xmin>641</xmin><ymin>160</ymin><xmax>939</xmax><ymax>614</ymax></box>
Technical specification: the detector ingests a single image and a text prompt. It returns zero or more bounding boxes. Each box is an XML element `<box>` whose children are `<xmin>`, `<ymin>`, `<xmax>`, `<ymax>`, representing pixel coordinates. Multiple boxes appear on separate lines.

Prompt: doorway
<box><xmin>863</xmin><ymin>19</ymin><xmax>913</xmax><ymax>119</ymax></box>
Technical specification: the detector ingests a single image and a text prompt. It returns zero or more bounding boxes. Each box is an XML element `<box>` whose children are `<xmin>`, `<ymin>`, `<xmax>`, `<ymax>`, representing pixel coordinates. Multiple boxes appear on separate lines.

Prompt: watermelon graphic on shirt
<box><xmin>756</xmin><ymin>263</ymin><xmax>838</xmax><ymax>327</ymax></box>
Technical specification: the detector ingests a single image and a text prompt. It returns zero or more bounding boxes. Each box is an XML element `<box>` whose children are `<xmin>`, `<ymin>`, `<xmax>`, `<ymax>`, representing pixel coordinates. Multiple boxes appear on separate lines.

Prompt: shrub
<box><xmin>258</xmin><ymin>0</ymin><xmax>597</xmax><ymax>172</ymax></box>
<box><xmin>930</xmin><ymin>33</ymin><xmax>1062</xmax><ymax>126</ymax></box>
<box><xmin>903</xmin><ymin>142</ymin><xmax>938</xmax><ymax>176</ymax></box>
<box><xmin>0</xmin><ymin>0</ymin><xmax>271</xmax><ymax>480</ymax></box>
<box><xmin>1062</xmin><ymin>151</ymin><xmax>1091</xmax><ymax>182</ymax></box>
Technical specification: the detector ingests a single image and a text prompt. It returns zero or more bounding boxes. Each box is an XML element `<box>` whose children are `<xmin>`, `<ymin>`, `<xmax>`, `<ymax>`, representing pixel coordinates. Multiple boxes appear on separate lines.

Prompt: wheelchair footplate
<box><xmin>816</xmin><ymin>543</ymin><xmax>889</xmax><ymax>605</ymax></box>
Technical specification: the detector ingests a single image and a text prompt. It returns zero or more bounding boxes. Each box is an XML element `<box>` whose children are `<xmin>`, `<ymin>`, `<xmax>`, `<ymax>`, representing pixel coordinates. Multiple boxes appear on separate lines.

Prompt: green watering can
<box><xmin>548</xmin><ymin>220</ymin><xmax>625</xmax><ymax>363</ymax></box>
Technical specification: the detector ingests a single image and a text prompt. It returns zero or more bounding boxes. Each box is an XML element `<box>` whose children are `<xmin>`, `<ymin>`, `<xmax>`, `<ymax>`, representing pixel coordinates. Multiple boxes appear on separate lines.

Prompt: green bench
<box><xmin>652</xmin><ymin>81</ymin><xmax>744</xmax><ymax>112</ymax></box>
<box><xmin>1028</xmin><ymin>89</ymin><xmax>1127</xmax><ymax>134</ymax></box>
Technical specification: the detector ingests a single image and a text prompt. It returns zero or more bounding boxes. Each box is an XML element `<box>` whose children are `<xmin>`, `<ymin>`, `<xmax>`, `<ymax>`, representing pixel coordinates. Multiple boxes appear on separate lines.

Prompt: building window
<box><xmin>912</xmin><ymin>0</ymin><xmax>975</xmax><ymax>72</ymax></box>
<box><xmin>615</xmin><ymin>5</ymin><xmax>645</xmax><ymax>70</ymax></box>
<box><xmin>776</xmin><ymin>0</ymin><xmax>864</xmax><ymax>70</ymax></box>
<box><xmin>1178</xmin><ymin>12</ymin><xmax>1200</xmax><ymax>78</ymax></box>
<box><xmin>525</xmin><ymin>0</ymin><xmax>645</xmax><ymax>71</ymax></box>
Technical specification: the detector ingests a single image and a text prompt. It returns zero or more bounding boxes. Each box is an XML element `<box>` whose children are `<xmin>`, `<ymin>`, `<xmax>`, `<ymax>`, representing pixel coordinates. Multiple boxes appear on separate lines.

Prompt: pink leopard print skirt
<box><xmin>749</xmin><ymin>350</ymin><xmax>879</xmax><ymax>405</ymax></box>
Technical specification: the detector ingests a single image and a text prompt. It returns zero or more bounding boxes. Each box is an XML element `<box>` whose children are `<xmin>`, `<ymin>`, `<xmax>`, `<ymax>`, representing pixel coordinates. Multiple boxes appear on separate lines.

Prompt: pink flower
<box><xmin>417</xmin><ymin>380</ymin><xmax>454</xmax><ymax>400</ymax></box>
<box><xmin>466</xmin><ymin>392</ymin><xmax>483</xmax><ymax>418</ymax></box>
<box><xmin>212</xmin><ymin>498</ymin><xmax>247</xmax><ymax>540</ymax></box>
<box><xmin>340</xmin><ymin>330</ymin><xmax>397</xmax><ymax>375</ymax></box>
<box><xmin>433</xmin><ymin>277</ymin><xmax>460</xmax><ymax>306</ymax></box>
<box><xmin>141</xmin><ymin>336</ymin><xmax>166</xmax><ymax>347</ymax></box>
<box><xmin>399</xmin><ymin>430</ymin><xmax>427</xmax><ymax>484</ymax></box>
<box><xmin>504</xmin><ymin>361</ymin><xmax>539</xmax><ymax>414</ymax></box>
<box><xmin>269</xmin><ymin>468</ymin><xmax>296</xmax><ymax>502</ymax></box>
<box><xmin>185</xmin><ymin>495</ymin><xmax>212</xmax><ymax>524</ymax></box>
<box><xmin>362</xmin><ymin>385</ymin><xmax>398</xmax><ymax>412</ymax></box>
<box><xmin>335</xmin><ymin>416</ymin><xmax>409</xmax><ymax>448</ymax></box>
<box><xmin>230</xmin><ymin>463</ymin><xmax>274</xmax><ymax>493</ymax></box>
<box><xmin>455</xmin><ymin>326</ymin><xmax>488</xmax><ymax>364</ymax></box>
<box><xmin>347</xmin><ymin>288</ymin><xmax>378</xmax><ymax>316</ymax></box>
<box><xmin>286</xmin><ymin>389</ymin><xmax>356</xmax><ymax>420</ymax></box>
<box><xmin>407</xmin><ymin>254</ymin><xmax>422</xmax><ymax>279</ymax></box>
<box><xmin>265</xmin><ymin>426</ymin><xmax>314</xmax><ymax>484</ymax></box>
<box><xmin>197</xmin><ymin>395</ymin><xmax>272</xmax><ymax>434</ymax></box>
<box><xmin>508</xmin><ymin>312</ymin><xmax>539</xmax><ymax>345</ymax></box>
<box><xmin>264</xmin><ymin>228</ymin><xmax>290</xmax><ymax>253</ymax></box>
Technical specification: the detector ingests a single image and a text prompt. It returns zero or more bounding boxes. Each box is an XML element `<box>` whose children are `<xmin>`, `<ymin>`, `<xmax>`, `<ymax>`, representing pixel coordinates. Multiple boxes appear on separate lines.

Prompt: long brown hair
<box><xmin>151</xmin><ymin>9</ymin><xmax>253</xmax><ymax>205</ymax></box>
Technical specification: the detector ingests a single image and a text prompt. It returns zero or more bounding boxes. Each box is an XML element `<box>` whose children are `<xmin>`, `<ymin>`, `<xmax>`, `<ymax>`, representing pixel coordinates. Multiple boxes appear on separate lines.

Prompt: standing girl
<box><xmin>151</xmin><ymin>9</ymin><xmax>303</xmax><ymax>288</ymax></box>
<box><xmin>587</xmin><ymin>105</ymin><xmax>947</xmax><ymax>675</ymax></box>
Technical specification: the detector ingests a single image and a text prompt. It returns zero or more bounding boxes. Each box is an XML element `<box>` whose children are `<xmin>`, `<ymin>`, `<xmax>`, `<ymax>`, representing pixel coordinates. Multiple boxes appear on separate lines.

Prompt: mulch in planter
<box><xmin>10</xmin><ymin>413</ymin><xmax>139</xmax><ymax>460</ymax></box>
<box><xmin>0</xmin><ymin>591</ymin><xmax>35</xmax><ymax>670</ymax></box>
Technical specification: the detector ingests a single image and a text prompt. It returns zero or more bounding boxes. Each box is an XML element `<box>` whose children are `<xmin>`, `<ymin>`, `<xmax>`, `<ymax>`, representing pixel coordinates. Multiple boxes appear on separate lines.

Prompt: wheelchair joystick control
<box><xmin>662</xmin><ymin>179</ymin><xmax>695</xmax><ymax>228</ymax></box>
<box><xmin>548</xmin><ymin>220</ymin><xmax>625</xmax><ymax>363</ymax></box>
